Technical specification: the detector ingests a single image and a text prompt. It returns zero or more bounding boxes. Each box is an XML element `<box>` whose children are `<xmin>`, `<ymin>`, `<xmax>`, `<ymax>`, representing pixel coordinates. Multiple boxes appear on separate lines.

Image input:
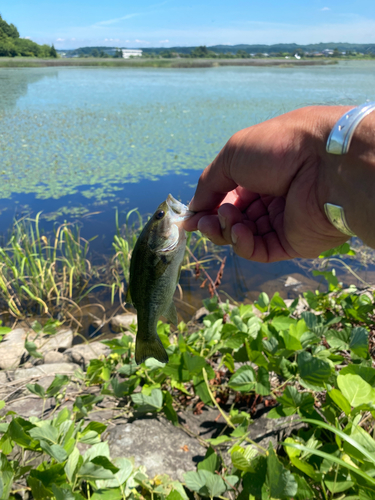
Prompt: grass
<box><xmin>0</xmin><ymin>56</ymin><xmax>339</xmax><ymax>68</ymax></box>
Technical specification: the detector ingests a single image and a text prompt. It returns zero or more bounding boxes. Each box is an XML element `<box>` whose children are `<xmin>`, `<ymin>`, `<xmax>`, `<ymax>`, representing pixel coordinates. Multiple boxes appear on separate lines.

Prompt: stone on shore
<box><xmin>62</xmin><ymin>342</ymin><xmax>111</xmax><ymax>368</ymax></box>
<box><xmin>110</xmin><ymin>313</ymin><xmax>137</xmax><ymax>332</ymax></box>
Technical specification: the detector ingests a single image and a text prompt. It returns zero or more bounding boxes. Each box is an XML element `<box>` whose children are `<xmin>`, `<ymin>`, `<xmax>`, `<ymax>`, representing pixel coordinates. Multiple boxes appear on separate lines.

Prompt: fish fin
<box><xmin>135</xmin><ymin>333</ymin><xmax>169</xmax><ymax>365</ymax></box>
<box><xmin>125</xmin><ymin>287</ymin><xmax>132</xmax><ymax>305</ymax></box>
<box><xmin>164</xmin><ymin>301</ymin><xmax>178</xmax><ymax>326</ymax></box>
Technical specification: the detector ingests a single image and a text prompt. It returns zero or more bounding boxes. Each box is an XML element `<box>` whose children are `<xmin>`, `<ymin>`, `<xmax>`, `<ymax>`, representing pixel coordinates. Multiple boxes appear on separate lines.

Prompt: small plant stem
<box><xmin>186</xmin><ymin>247</ymin><xmax>222</xmax><ymax>303</ymax></box>
<box><xmin>202</xmin><ymin>368</ymin><xmax>235</xmax><ymax>429</ymax></box>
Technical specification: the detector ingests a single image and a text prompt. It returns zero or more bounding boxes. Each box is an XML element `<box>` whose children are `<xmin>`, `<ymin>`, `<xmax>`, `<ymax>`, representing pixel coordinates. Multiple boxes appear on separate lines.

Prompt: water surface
<box><xmin>0</xmin><ymin>61</ymin><xmax>374</xmax><ymax>305</ymax></box>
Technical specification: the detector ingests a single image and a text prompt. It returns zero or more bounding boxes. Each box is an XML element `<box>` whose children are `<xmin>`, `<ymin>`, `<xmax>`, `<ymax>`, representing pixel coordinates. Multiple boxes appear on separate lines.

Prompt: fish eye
<box><xmin>156</xmin><ymin>210</ymin><xmax>165</xmax><ymax>220</ymax></box>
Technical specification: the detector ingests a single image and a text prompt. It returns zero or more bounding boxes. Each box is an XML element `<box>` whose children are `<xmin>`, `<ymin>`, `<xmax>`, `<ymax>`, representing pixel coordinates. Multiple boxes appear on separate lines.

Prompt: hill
<box><xmin>0</xmin><ymin>14</ymin><xmax>57</xmax><ymax>57</ymax></box>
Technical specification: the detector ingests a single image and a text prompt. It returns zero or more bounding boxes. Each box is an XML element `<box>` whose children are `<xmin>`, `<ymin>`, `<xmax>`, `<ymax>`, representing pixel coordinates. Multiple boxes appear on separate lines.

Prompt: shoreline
<box><xmin>0</xmin><ymin>56</ymin><xmax>340</xmax><ymax>68</ymax></box>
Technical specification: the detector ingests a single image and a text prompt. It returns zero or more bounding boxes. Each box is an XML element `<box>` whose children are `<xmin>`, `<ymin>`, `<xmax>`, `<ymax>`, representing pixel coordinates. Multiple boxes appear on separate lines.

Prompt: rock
<box><xmin>107</xmin><ymin>416</ymin><xmax>206</xmax><ymax>481</ymax></box>
<box><xmin>110</xmin><ymin>313</ymin><xmax>137</xmax><ymax>332</ymax></box>
<box><xmin>284</xmin><ymin>297</ymin><xmax>309</xmax><ymax>316</ymax></box>
<box><xmin>0</xmin><ymin>328</ymin><xmax>29</xmax><ymax>370</ymax></box>
<box><xmin>0</xmin><ymin>327</ymin><xmax>74</xmax><ymax>371</ymax></box>
<box><xmin>44</xmin><ymin>351</ymin><xmax>65</xmax><ymax>364</ymax></box>
<box><xmin>10</xmin><ymin>362</ymin><xmax>80</xmax><ymax>381</ymax></box>
<box><xmin>63</xmin><ymin>342</ymin><xmax>111</xmax><ymax>368</ymax></box>
<box><xmin>37</xmin><ymin>328</ymin><xmax>73</xmax><ymax>353</ymax></box>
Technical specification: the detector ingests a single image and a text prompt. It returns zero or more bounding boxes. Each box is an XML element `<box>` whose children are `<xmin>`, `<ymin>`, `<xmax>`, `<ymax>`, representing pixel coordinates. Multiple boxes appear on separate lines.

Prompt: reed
<box><xmin>0</xmin><ymin>213</ymin><xmax>97</xmax><ymax>317</ymax></box>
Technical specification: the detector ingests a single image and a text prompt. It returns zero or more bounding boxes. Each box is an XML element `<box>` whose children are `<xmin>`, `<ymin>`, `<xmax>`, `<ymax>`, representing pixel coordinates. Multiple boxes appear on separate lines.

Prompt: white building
<box><xmin>121</xmin><ymin>49</ymin><xmax>142</xmax><ymax>59</ymax></box>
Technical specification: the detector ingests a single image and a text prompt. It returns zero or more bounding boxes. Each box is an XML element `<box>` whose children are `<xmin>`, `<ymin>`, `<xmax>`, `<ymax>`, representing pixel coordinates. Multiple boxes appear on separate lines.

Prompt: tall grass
<box><xmin>0</xmin><ymin>213</ymin><xmax>96</xmax><ymax>317</ymax></box>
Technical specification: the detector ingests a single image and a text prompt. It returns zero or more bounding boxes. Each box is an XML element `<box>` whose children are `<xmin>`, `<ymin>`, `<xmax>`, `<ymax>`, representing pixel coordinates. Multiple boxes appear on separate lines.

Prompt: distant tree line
<box><xmin>0</xmin><ymin>14</ymin><xmax>57</xmax><ymax>57</ymax></box>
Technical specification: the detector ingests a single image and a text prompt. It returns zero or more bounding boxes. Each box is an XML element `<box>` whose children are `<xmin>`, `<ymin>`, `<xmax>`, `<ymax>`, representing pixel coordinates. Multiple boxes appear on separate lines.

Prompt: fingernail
<box><xmin>218</xmin><ymin>213</ymin><xmax>226</xmax><ymax>230</ymax></box>
<box><xmin>231</xmin><ymin>228</ymin><xmax>237</xmax><ymax>245</ymax></box>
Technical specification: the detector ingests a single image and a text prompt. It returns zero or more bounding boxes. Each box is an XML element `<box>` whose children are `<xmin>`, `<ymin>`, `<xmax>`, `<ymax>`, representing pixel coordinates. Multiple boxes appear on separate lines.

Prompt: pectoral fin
<box><xmin>164</xmin><ymin>301</ymin><xmax>178</xmax><ymax>326</ymax></box>
<box><xmin>125</xmin><ymin>287</ymin><xmax>132</xmax><ymax>305</ymax></box>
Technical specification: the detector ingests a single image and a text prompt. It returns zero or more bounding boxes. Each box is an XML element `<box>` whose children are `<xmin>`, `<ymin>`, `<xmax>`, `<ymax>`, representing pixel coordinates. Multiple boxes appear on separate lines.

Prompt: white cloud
<box><xmin>321</xmin><ymin>7</ymin><xmax>331</xmax><ymax>11</ymax></box>
<box><xmin>159</xmin><ymin>39</ymin><xmax>169</xmax><ymax>43</ymax></box>
<box><xmin>23</xmin><ymin>36</ymin><xmax>31</xmax><ymax>39</ymax></box>
<box><xmin>94</xmin><ymin>14</ymin><xmax>138</xmax><ymax>27</ymax></box>
<box><xmin>135</xmin><ymin>39</ymin><xmax>150</xmax><ymax>44</ymax></box>
<box><xmin>56</xmin><ymin>38</ymin><xmax>65</xmax><ymax>42</ymax></box>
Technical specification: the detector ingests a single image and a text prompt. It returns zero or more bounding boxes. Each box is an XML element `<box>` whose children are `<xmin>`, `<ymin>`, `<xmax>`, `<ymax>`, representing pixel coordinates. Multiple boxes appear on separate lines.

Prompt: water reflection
<box><xmin>0</xmin><ymin>69</ymin><xmax>58</xmax><ymax>111</ymax></box>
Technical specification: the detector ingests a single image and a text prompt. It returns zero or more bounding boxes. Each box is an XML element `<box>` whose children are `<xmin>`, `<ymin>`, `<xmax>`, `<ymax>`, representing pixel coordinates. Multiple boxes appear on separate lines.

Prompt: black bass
<box><xmin>127</xmin><ymin>194</ymin><xmax>192</xmax><ymax>364</ymax></box>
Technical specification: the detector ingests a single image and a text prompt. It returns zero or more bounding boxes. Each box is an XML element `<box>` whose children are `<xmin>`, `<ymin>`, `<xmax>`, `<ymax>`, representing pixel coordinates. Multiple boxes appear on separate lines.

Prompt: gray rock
<box><xmin>110</xmin><ymin>313</ymin><xmax>137</xmax><ymax>332</ymax></box>
<box><xmin>37</xmin><ymin>328</ymin><xmax>73</xmax><ymax>353</ymax></box>
<box><xmin>10</xmin><ymin>362</ymin><xmax>80</xmax><ymax>381</ymax></box>
<box><xmin>44</xmin><ymin>351</ymin><xmax>65</xmax><ymax>364</ymax></box>
<box><xmin>107</xmin><ymin>417</ymin><xmax>206</xmax><ymax>481</ymax></box>
<box><xmin>0</xmin><ymin>328</ymin><xmax>28</xmax><ymax>370</ymax></box>
<box><xmin>63</xmin><ymin>342</ymin><xmax>111</xmax><ymax>368</ymax></box>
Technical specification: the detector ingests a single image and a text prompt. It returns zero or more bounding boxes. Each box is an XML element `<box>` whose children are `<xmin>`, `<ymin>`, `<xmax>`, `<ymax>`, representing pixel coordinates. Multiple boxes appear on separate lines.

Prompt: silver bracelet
<box><xmin>324</xmin><ymin>203</ymin><xmax>356</xmax><ymax>237</ymax></box>
<box><xmin>326</xmin><ymin>101</ymin><xmax>375</xmax><ymax>155</ymax></box>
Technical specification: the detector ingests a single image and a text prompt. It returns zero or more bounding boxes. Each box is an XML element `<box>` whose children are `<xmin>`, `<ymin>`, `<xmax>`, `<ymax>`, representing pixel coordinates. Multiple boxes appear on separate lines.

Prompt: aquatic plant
<box><xmin>0</xmin><ymin>213</ymin><xmax>97</xmax><ymax>317</ymax></box>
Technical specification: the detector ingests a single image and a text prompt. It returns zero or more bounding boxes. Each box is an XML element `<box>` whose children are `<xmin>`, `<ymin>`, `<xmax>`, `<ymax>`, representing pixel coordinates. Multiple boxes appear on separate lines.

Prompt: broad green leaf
<box><xmin>231</xmin><ymin>451</ymin><xmax>254</xmax><ymax>472</ymax></box>
<box><xmin>83</xmin><ymin>442</ymin><xmax>110</xmax><ymax>462</ymax></box>
<box><xmin>183</xmin><ymin>353</ymin><xmax>207</xmax><ymax>375</ymax></box>
<box><xmin>25</xmin><ymin>341</ymin><xmax>43</xmax><ymax>359</ymax></box>
<box><xmin>77</xmin><ymin>462</ymin><xmax>114</xmax><ymax>480</ymax></box>
<box><xmin>193</xmin><ymin>375</ymin><xmax>212</xmax><ymax>405</ymax></box>
<box><xmin>339</xmin><ymin>364</ymin><xmax>375</xmax><ymax>384</ymax></box>
<box><xmin>328</xmin><ymin>389</ymin><xmax>351</xmax><ymax>415</ymax></box>
<box><xmin>8</xmin><ymin>418</ymin><xmax>37</xmax><ymax>449</ymax></box>
<box><xmin>29</xmin><ymin>422</ymin><xmax>59</xmax><ymax>444</ymax></box>
<box><xmin>91</xmin><ymin>488</ymin><xmax>123</xmax><ymax>500</ymax></box>
<box><xmin>256</xmin><ymin>366</ymin><xmax>270</xmax><ymax>396</ymax></box>
<box><xmin>294</xmin><ymin>474</ymin><xmax>315</xmax><ymax>500</ymax></box>
<box><xmin>198</xmin><ymin>447</ymin><xmax>220</xmax><ymax>473</ymax></box>
<box><xmin>272</xmin><ymin>316</ymin><xmax>296</xmax><ymax>331</ymax></box>
<box><xmin>65</xmin><ymin>447</ymin><xmax>80</xmax><ymax>483</ymax></box>
<box><xmin>26</xmin><ymin>383</ymin><xmax>45</xmax><ymax>398</ymax></box>
<box><xmin>349</xmin><ymin>327</ymin><xmax>369</xmax><ymax>358</ymax></box>
<box><xmin>184</xmin><ymin>470</ymin><xmax>212</xmax><ymax>496</ymax></box>
<box><xmin>91</xmin><ymin>456</ymin><xmax>119</xmax><ymax>474</ymax></box>
<box><xmin>39</xmin><ymin>440</ymin><xmax>68</xmax><ymax>462</ymax></box>
<box><xmin>266</xmin><ymin>444</ymin><xmax>298</xmax><ymax>498</ymax></box>
<box><xmin>228</xmin><ymin>365</ymin><xmax>256</xmax><ymax>392</ymax></box>
<box><xmin>255</xmin><ymin>292</ymin><xmax>269</xmax><ymax>311</ymax></box>
<box><xmin>298</xmin><ymin>351</ymin><xmax>332</xmax><ymax>388</ymax></box>
<box><xmin>206</xmin><ymin>435</ymin><xmax>232</xmax><ymax>446</ymax></box>
<box><xmin>52</xmin><ymin>484</ymin><xmax>85</xmax><ymax>500</ymax></box>
<box><xmin>337</xmin><ymin>374</ymin><xmax>375</xmax><ymax>407</ymax></box>
<box><xmin>28</xmin><ymin>476</ymin><xmax>52</xmax><ymax>499</ymax></box>
<box><xmin>205</xmin><ymin>473</ymin><xmax>226</xmax><ymax>498</ymax></box>
<box><xmin>96</xmin><ymin>458</ymin><xmax>133</xmax><ymax>488</ymax></box>
<box><xmin>46</xmin><ymin>375</ymin><xmax>70</xmax><ymax>397</ymax></box>
<box><xmin>81</xmin><ymin>422</ymin><xmax>107</xmax><ymax>436</ymax></box>
<box><xmin>242</xmin><ymin>455</ymin><xmax>267</xmax><ymax>497</ymax></box>
<box><xmin>280</xmin><ymin>331</ymin><xmax>302</xmax><ymax>351</ymax></box>
<box><xmin>131</xmin><ymin>388</ymin><xmax>163</xmax><ymax>412</ymax></box>
<box><xmin>325</xmin><ymin>470</ymin><xmax>355</xmax><ymax>493</ymax></box>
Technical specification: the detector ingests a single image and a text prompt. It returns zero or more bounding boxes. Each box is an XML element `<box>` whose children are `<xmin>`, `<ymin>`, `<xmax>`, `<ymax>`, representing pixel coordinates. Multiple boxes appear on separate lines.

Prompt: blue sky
<box><xmin>2</xmin><ymin>0</ymin><xmax>375</xmax><ymax>49</ymax></box>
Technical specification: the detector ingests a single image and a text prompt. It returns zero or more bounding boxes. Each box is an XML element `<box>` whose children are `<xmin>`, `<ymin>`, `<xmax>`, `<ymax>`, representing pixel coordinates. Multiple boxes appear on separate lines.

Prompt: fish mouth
<box><xmin>166</xmin><ymin>194</ymin><xmax>194</xmax><ymax>221</ymax></box>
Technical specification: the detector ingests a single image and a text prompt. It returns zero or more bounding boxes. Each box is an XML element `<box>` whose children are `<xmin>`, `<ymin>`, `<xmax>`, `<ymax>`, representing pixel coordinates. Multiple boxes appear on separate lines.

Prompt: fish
<box><xmin>127</xmin><ymin>194</ymin><xmax>193</xmax><ymax>364</ymax></box>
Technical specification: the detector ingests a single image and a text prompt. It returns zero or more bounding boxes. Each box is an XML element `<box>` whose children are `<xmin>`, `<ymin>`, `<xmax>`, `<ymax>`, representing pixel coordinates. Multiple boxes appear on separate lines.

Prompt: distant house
<box><xmin>121</xmin><ymin>49</ymin><xmax>142</xmax><ymax>59</ymax></box>
<box><xmin>322</xmin><ymin>49</ymin><xmax>334</xmax><ymax>56</ymax></box>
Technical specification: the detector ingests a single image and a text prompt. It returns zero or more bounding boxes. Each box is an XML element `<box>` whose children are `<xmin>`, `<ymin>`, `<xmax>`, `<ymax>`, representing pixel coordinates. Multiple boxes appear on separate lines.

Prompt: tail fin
<box><xmin>135</xmin><ymin>333</ymin><xmax>169</xmax><ymax>365</ymax></box>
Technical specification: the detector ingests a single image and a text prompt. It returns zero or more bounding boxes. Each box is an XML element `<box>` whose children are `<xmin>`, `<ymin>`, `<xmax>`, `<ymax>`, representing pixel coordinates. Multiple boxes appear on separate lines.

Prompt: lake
<box><xmin>0</xmin><ymin>61</ymin><xmax>374</xmax><ymax>312</ymax></box>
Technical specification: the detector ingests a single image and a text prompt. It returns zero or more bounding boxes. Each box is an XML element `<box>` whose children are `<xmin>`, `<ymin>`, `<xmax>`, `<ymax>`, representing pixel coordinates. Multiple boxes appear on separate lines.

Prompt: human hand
<box><xmin>184</xmin><ymin>106</ymin><xmax>354</xmax><ymax>262</ymax></box>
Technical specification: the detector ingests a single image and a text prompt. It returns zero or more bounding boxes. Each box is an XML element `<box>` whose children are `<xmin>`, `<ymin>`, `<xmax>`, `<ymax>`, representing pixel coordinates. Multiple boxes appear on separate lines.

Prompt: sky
<box><xmin>2</xmin><ymin>0</ymin><xmax>375</xmax><ymax>50</ymax></box>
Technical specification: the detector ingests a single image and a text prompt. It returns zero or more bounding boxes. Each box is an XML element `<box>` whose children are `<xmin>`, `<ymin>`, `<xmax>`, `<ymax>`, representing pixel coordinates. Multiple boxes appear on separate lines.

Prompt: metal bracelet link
<box><xmin>326</xmin><ymin>101</ymin><xmax>375</xmax><ymax>155</ymax></box>
<box><xmin>324</xmin><ymin>203</ymin><xmax>356</xmax><ymax>237</ymax></box>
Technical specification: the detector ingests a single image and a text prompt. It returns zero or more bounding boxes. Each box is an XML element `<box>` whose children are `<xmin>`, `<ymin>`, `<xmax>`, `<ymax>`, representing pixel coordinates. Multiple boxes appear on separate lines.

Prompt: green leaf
<box><xmin>77</xmin><ymin>462</ymin><xmax>114</xmax><ymax>480</ymax></box>
<box><xmin>193</xmin><ymin>375</ymin><xmax>212</xmax><ymax>405</ymax></box>
<box><xmin>228</xmin><ymin>365</ymin><xmax>256</xmax><ymax>392</ymax></box>
<box><xmin>28</xmin><ymin>476</ymin><xmax>52</xmax><ymax>499</ymax></box>
<box><xmin>52</xmin><ymin>484</ymin><xmax>85</xmax><ymax>500</ymax></box>
<box><xmin>266</xmin><ymin>443</ymin><xmax>298</xmax><ymax>498</ymax></box>
<box><xmin>183</xmin><ymin>353</ymin><xmax>207</xmax><ymax>375</ymax></box>
<box><xmin>81</xmin><ymin>421</ymin><xmax>107</xmax><ymax>436</ymax></box>
<box><xmin>205</xmin><ymin>473</ymin><xmax>226</xmax><ymax>498</ymax></box>
<box><xmin>297</xmin><ymin>351</ymin><xmax>332</xmax><ymax>388</ymax></box>
<box><xmin>25</xmin><ymin>340</ymin><xmax>43</xmax><ymax>359</ymax></box>
<box><xmin>231</xmin><ymin>451</ymin><xmax>254</xmax><ymax>472</ymax></box>
<box><xmin>91</xmin><ymin>456</ymin><xmax>119</xmax><ymax>474</ymax></box>
<box><xmin>8</xmin><ymin>418</ymin><xmax>37</xmax><ymax>449</ymax></box>
<box><xmin>91</xmin><ymin>488</ymin><xmax>123</xmax><ymax>500</ymax></box>
<box><xmin>255</xmin><ymin>292</ymin><xmax>269</xmax><ymax>311</ymax></box>
<box><xmin>29</xmin><ymin>422</ymin><xmax>59</xmax><ymax>444</ymax></box>
<box><xmin>242</xmin><ymin>455</ymin><xmax>267</xmax><ymax>497</ymax></box>
<box><xmin>256</xmin><ymin>366</ymin><xmax>270</xmax><ymax>396</ymax></box>
<box><xmin>131</xmin><ymin>388</ymin><xmax>163</xmax><ymax>412</ymax></box>
<box><xmin>39</xmin><ymin>440</ymin><xmax>68</xmax><ymax>462</ymax></box>
<box><xmin>0</xmin><ymin>401</ymin><xmax>5</xmax><ymax>411</ymax></box>
<box><xmin>96</xmin><ymin>458</ymin><xmax>133</xmax><ymax>488</ymax></box>
<box><xmin>337</xmin><ymin>374</ymin><xmax>375</xmax><ymax>407</ymax></box>
<box><xmin>46</xmin><ymin>375</ymin><xmax>70</xmax><ymax>397</ymax></box>
<box><xmin>184</xmin><ymin>470</ymin><xmax>212</xmax><ymax>496</ymax></box>
<box><xmin>276</xmin><ymin>386</ymin><xmax>315</xmax><ymax>415</ymax></box>
<box><xmin>280</xmin><ymin>331</ymin><xmax>302</xmax><ymax>351</ymax></box>
<box><xmin>294</xmin><ymin>474</ymin><xmax>315</xmax><ymax>500</ymax></box>
<box><xmin>328</xmin><ymin>389</ymin><xmax>351</xmax><ymax>415</ymax></box>
<box><xmin>349</xmin><ymin>326</ymin><xmax>369</xmax><ymax>358</ymax></box>
<box><xmin>198</xmin><ymin>447</ymin><xmax>220</xmax><ymax>473</ymax></box>
<box><xmin>339</xmin><ymin>364</ymin><xmax>375</xmax><ymax>384</ymax></box>
<box><xmin>65</xmin><ymin>447</ymin><xmax>80</xmax><ymax>483</ymax></box>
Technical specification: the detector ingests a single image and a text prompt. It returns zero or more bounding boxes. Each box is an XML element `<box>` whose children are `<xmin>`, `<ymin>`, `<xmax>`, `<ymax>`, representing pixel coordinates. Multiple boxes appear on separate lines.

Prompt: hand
<box><xmin>184</xmin><ymin>106</ymin><xmax>353</xmax><ymax>262</ymax></box>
